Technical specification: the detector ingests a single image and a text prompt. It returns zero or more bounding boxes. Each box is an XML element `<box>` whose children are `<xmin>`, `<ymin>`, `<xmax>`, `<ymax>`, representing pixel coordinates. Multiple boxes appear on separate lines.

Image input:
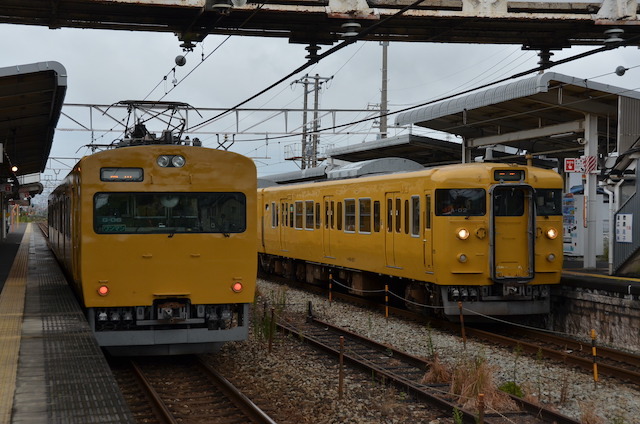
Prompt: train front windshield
<box><xmin>534</xmin><ymin>189</ymin><xmax>562</xmax><ymax>216</ymax></box>
<box><xmin>94</xmin><ymin>192</ymin><xmax>246</xmax><ymax>234</ymax></box>
<box><xmin>435</xmin><ymin>189</ymin><xmax>486</xmax><ymax>216</ymax></box>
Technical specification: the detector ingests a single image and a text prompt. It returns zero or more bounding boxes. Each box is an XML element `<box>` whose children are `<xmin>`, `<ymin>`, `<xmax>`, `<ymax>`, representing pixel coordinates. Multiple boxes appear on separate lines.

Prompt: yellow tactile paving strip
<box><xmin>0</xmin><ymin>223</ymin><xmax>31</xmax><ymax>424</ymax></box>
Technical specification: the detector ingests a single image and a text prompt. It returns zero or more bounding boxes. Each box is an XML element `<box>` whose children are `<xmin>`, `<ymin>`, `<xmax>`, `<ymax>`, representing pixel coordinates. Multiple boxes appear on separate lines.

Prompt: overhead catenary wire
<box><xmin>142</xmin><ymin>1</ymin><xmax>269</xmax><ymax>103</ymax></box>
<box><xmin>186</xmin><ymin>0</ymin><xmax>430</xmax><ymax>133</ymax></box>
<box><xmin>389</xmin><ymin>45</ymin><xmax>535</xmax><ymax>106</ymax></box>
<box><xmin>213</xmin><ymin>52</ymin><xmax>640</xmax><ymax>150</ymax></box>
<box><xmin>292</xmin><ymin>39</ymin><xmax>640</xmax><ymax>141</ymax></box>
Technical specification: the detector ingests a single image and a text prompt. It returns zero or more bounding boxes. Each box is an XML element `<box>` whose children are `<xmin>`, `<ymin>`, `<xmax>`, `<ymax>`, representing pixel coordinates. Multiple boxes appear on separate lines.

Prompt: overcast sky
<box><xmin>1</xmin><ymin>22</ymin><xmax>639</xmax><ymax>189</ymax></box>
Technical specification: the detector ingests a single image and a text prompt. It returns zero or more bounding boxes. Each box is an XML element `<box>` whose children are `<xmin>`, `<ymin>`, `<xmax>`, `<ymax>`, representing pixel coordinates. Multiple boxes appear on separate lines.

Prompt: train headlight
<box><xmin>171</xmin><ymin>155</ymin><xmax>186</xmax><ymax>168</ymax></box>
<box><xmin>231</xmin><ymin>282</ymin><xmax>243</xmax><ymax>293</ymax></box>
<box><xmin>157</xmin><ymin>155</ymin><xmax>171</xmax><ymax>167</ymax></box>
<box><xmin>97</xmin><ymin>285</ymin><xmax>110</xmax><ymax>296</ymax></box>
<box><xmin>547</xmin><ymin>253</ymin><xmax>556</xmax><ymax>262</ymax></box>
<box><xmin>546</xmin><ymin>227</ymin><xmax>558</xmax><ymax>239</ymax></box>
<box><xmin>457</xmin><ymin>253</ymin><xmax>468</xmax><ymax>263</ymax></box>
<box><xmin>456</xmin><ymin>228</ymin><xmax>470</xmax><ymax>240</ymax></box>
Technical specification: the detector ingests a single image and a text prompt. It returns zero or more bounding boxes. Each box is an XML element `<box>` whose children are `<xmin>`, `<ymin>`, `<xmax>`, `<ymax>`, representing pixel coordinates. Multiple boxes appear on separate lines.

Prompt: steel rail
<box><xmin>504</xmin><ymin>326</ymin><xmax>640</xmax><ymax>369</ymax></box>
<box><xmin>277</xmin><ymin>317</ymin><xmax>583</xmax><ymax>424</ymax></box>
<box><xmin>129</xmin><ymin>357</ymin><xmax>276</xmax><ymax>424</ymax></box>
<box><xmin>262</xmin><ymin>274</ymin><xmax>640</xmax><ymax>385</ymax></box>
<box><xmin>196</xmin><ymin>357</ymin><xmax>278</xmax><ymax>424</ymax></box>
<box><xmin>129</xmin><ymin>360</ymin><xmax>178</xmax><ymax>424</ymax></box>
<box><xmin>467</xmin><ymin>327</ymin><xmax>640</xmax><ymax>384</ymax></box>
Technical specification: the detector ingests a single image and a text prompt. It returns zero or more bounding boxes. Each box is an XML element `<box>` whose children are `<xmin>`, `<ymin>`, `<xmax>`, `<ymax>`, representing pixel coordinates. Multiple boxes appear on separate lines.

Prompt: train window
<box><xmin>65</xmin><ymin>197</ymin><xmax>71</xmax><ymax>237</ymax></box>
<box><xmin>315</xmin><ymin>203</ymin><xmax>321</xmax><ymax>229</ymax></box>
<box><xmin>344</xmin><ymin>199</ymin><xmax>356</xmax><ymax>232</ymax></box>
<box><xmin>404</xmin><ymin>199</ymin><xmax>409</xmax><ymax>234</ymax></box>
<box><xmin>387</xmin><ymin>199</ymin><xmax>392</xmax><ymax>232</ymax></box>
<box><xmin>305</xmin><ymin>200</ymin><xmax>314</xmax><ymax>229</ymax></box>
<box><xmin>396</xmin><ymin>198</ymin><xmax>402</xmax><ymax>233</ymax></box>
<box><xmin>324</xmin><ymin>202</ymin><xmax>329</xmax><ymax>229</ymax></box>
<box><xmin>93</xmin><ymin>192</ymin><xmax>247</xmax><ymax>234</ymax></box>
<box><xmin>359</xmin><ymin>198</ymin><xmax>371</xmax><ymax>233</ymax></box>
<box><xmin>282</xmin><ymin>203</ymin><xmax>287</xmax><ymax>227</ymax></box>
<box><xmin>373</xmin><ymin>201</ymin><xmax>381</xmax><ymax>232</ymax></box>
<box><xmin>295</xmin><ymin>201</ymin><xmax>303</xmax><ymax>229</ymax></box>
<box><xmin>411</xmin><ymin>196</ymin><xmax>420</xmax><ymax>236</ymax></box>
<box><xmin>535</xmin><ymin>189</ymin><xmax>562</xmax><ymax>216</ymax></box>
<box><xmin>271</xmin><ymin>202</ymin><xmax>278</xmax><ymax>227</ymax></box>
<box><xmin>337</xmin><ymin>202</ymin><xmax>343</xmax><ymax>231</ymax></box>
<box><xmin>289</xmin><ymin>203</ymin><xmax>294</xmax><ymax>228</ymax></box>
<box><xmin>493</xmin><ymin>187</ymin><xmax>525</xmax><ymax>217</ymax></box>
<box><xmin>100</xmin><ymin>167</ymin><xmax>143</xmax><ymax>182</ymax></box>
<box><xmin>425</xmin><ymin>194</ymin><xmax>431</xmax><ymax>229</ymax></box>
<box><xmin>435</xmin><ymin>189</ymin><xmax>486</xmax><ymax>216</ymax></box>
<box><xmin>330</xmin><ymin>201</ymin><xmax>335</xmax><ymax>229</ymax></box>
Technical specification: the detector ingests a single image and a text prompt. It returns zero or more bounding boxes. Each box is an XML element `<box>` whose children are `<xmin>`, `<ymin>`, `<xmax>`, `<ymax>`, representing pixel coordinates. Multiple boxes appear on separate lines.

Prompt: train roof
<box><xmin>260</xmin><ymin>161</ymin><xmax>562</xmax><ymax>191</ymax></box>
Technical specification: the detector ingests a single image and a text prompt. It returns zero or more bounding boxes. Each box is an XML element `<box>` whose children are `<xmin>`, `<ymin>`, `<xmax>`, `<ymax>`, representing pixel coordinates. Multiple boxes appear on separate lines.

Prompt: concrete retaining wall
<box><xmin>551</xmin><ymin>286</ymin><xmax>640</xmax><ymax>354</ymax></box>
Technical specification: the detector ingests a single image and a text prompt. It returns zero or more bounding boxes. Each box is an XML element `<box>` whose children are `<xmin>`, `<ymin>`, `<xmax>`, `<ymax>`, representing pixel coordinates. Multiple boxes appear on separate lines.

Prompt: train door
<box><xmin>384</xmin><ymin>193</ymin><xmax>401</xmax><ymax>268</ymax></box>
<box><xmin>490</xmin><ymin>185</ymin><xmax>535</xmax><ymax>281</ymax></box>
<box><xmin>423</xmin><ymin>191</ymin><xmax>433</xmax><ymax>272</ymax></box>
<box><xmin>279</xmin><ymin>198</ymin><xmax>288</xmax><ymax>252</ymax></box>
<box><xmin>72</xmin><ymin>186</ymin><xmax>81</xmax><ymax>282</ymax></box>
<box><xmin>322</xmin><ymin>196</ymin><xmax>334</xmax><ymax>258</ymax></box>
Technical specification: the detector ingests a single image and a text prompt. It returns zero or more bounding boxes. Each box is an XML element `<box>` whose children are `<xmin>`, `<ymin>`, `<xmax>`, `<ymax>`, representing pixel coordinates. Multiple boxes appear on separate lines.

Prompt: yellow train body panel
<box><xmin>258</xmin><ymin>162</ymin><xmax>563</xmax><ymax>318</ymax></box>
<box><xmin>49</xmin><ymin>145</ymin><xmax>257</xmax><ymax>354</ymax></box>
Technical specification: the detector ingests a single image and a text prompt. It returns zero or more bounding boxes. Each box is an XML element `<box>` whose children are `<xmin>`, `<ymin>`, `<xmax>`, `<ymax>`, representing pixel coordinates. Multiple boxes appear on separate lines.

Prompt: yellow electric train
<box><xmin>48</xmin><ymin>141</ymin><xmax>257</xmax><ymax>355</ymax></box>
<box><xmin>258</xmin><ymin>162</ymin><xmax>563</xmax><ymax>320</ymax></box>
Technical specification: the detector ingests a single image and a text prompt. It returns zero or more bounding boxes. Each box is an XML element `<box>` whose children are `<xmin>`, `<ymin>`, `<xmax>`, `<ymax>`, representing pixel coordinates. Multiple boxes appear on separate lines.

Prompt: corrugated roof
<box><xmin>393</xmin><ymin>72</ymin><xmax>640</xmax><ymax>161</ymax></box>
<box><xmin>395</xmin><ymin>72</ymin><xmax>640</xmax><ymax>128</ymax></box>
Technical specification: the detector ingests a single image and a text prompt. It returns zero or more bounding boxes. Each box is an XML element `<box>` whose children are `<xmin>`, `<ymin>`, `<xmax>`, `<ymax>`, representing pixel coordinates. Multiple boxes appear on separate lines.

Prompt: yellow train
<box><xmin>258</xmin><ymin>162</ymin><xmax>563</xmax><ymax>319</ymax></box>
<box><xmin>48</xmin><ymin>142</ymin><xmax>256</xmax><ymax>355</ymax></box>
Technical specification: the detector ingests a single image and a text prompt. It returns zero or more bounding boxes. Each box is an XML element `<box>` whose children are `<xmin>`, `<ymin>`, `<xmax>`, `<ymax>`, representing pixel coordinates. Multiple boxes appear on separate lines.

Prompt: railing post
<box><xmin>458</xmin><ymin>301</ymin><xmax>466</xmax><ymax>349</ymax></box>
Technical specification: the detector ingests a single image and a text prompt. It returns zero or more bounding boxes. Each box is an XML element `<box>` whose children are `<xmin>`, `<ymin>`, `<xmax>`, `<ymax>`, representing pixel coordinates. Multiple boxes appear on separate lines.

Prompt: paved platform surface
<box><xmin>0</xmin><ymin>223</ymin><xmax>134</xmax><ymax>424</ymax></box>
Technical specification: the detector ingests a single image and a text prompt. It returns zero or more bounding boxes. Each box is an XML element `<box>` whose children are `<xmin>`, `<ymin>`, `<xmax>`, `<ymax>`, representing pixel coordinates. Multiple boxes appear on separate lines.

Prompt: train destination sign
<box><xmin>100</xmin><ymin>168</ymin><xmax>144</xmax><ymax>182</ymax></box>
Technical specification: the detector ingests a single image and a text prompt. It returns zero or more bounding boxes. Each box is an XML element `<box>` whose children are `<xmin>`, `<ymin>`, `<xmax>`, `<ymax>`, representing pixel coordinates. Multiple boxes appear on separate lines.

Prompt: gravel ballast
<box><xmin>206</xmin><ymin>279</ymin><xmax>639</xmax><ymax>424</ymax></box>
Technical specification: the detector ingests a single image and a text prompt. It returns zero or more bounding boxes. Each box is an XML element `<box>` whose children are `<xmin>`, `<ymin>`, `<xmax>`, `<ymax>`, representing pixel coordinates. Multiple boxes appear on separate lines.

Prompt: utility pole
<box><xmin>380</xmin><ymin>41</ymin><xmax>389</xmax><ymax>139</ymax></box>
<box><xmin>293</xmin><ymin>74</ymin><xmax>332</xmax><ymax>169</ymax></box>
<box><xmin>292</xmin><ymin>76</ymin><xmax>310</xmax><ymax>169</ymax></box>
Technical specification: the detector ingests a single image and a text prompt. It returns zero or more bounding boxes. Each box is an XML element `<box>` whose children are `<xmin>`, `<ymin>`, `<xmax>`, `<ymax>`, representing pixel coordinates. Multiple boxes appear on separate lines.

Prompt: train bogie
<box><xmin>258</xmin><ymin>162</ymin><xmax>563</xmax><ymax>320</ymax></box>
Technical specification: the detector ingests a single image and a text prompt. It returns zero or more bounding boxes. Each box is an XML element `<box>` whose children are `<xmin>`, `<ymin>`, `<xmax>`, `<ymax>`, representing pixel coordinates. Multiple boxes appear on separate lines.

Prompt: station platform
<box><xmin>562</xmin><ymin>259</ymin><xmax>640</xmax><ymax>297</ymax></box>
<box><xmin>0</xmin><ymin>223</ymin><xmax>134</xmax><ymax>424</ymax></box>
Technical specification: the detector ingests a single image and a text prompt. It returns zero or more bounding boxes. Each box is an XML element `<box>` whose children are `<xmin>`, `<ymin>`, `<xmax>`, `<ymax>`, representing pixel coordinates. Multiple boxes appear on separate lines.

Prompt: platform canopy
<box><xmin>0</xmin><ymin>61</ymin><xmax>67</xmax><ymax>180</ymax></box>
<box><xmin>327</xmin><ymin>134</ymin><xmax>468</xmax><ymax>166</ymax></box>
<box><xmin>394</xmin><ymin>72</ymin><xmax>640</xmax><ymax>163</ymax></box>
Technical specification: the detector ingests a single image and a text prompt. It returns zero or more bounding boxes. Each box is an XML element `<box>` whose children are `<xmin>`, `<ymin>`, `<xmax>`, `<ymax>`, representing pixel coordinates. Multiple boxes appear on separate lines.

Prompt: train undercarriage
<box><xmin>258</xmin><ymin>254</ymin><xmax>551</xmax><ymax>322</ymax></box>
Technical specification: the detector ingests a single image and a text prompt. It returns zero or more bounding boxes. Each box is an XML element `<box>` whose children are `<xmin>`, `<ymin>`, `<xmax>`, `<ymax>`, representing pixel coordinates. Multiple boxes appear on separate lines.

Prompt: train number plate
<box><xmin>157</xmin><ymin>301</ymin><xmax>186</xmax><ymax>309</ymax></box>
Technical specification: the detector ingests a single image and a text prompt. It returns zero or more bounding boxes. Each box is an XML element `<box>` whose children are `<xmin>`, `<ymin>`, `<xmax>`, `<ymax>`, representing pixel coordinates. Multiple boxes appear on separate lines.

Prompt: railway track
<box><xmin>111</xmin><ymin>356</ymin><xmax>276</xmax><ymax>424</ymax></box>
<box><xmin>262</xmin><ymin>274</ymin><xmax>640</xmax><ymax>385</ymax></box>
<box><xmin>37</xmin><ymin>221</ymin><xmax>48</xmax><ymax>238</ymax></box>
<box><xmin>277</xmin><ymin>316</ymin><xmax>582</xmax><ymax>424</ymax></box>
<box><xmin>485</xmin><ymin>326</ymin><xmax>640</xmax><ymax>384</ymax></box>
